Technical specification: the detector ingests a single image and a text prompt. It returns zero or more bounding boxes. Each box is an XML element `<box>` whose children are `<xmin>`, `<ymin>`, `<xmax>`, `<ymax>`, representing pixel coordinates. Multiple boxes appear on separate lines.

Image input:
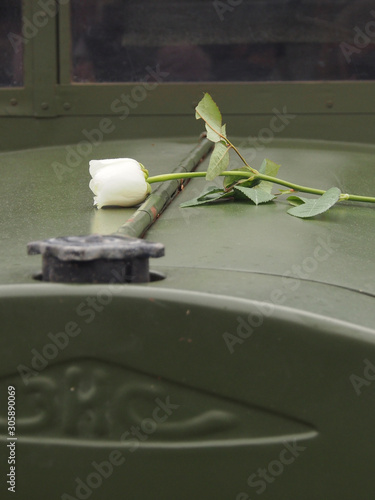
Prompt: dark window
<box><xmin>0</xmin><ymin>0</ymin><xmax>23</xmax><ymax>87</ymax></box>
<box><xmin>71</xmin><ymin>0</ymin><xmax>375</xmax><ymax>83</ymax></box>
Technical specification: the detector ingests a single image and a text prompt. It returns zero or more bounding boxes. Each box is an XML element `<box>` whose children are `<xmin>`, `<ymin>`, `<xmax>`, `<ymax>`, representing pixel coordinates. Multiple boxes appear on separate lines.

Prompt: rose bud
<box><xmin>89</xmin><ymin>158</ymin><xmax>151</xmax><ymax>208</ymax></box>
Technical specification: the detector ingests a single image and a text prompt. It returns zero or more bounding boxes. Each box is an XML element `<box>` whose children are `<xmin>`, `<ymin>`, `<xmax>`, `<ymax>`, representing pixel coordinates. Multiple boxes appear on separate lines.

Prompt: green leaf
<box><xmin>180</xmin><ymin>186</ymin><xmax>230</xmax><ymax>208</ymax></box>
<box><xmin>206</xmin><ymin>124</ymin><xmax>227</xmax><ymax>143</ymax></box>
<box><xmin>222</xmin><ymin>158</ymin><xmax>281</xmax><ymax>193</ymax></box>
<box><xmin>195</xmin><ymin>93</ymin><xmax>226</xmax><ymax>143</ymax></box>
<box><xmin>206</xmin><ymin>140</ymin><xmax>230</xmax><ymax>181</ymax></box>
<box><xmin>259</xmin><ymin>158</ymin><xmax>280</xmax><ymax>177</ymax></box>
<box><xmin>287</xmin><ymin>187</ymin><xmax>341</xmax><ymax>218</ymax></box>
<box><xmin>229</xmin><ymin>158</ymin><xmax>280</xmax><ymax>204</ymax></box>
<box><xmin>197</xmin><ymin>185</ymin><xmax>223</xmax><ymax>197</ymax></box>
<box><xmin>287</xmin><ymin>195</ymin><xmax>310</xmax><ymax>207</ymax></box>
<box><xmin>234</xmin><ymin>186</ymin><xmax>276</xmax><ymax>205</ymax></box>
<box><xmin>278</xmin><ymin>189</ymin><xmax>295</xmax><ymax>195</ymax></box>
<box><xmin>258</xmin><ymin>159</ymin><xmax>281</xmax><ymax>194</ymax></box>
<box><xmin>223</xmin><ymin>166</ymin><xmax>256</xmax><ymax>190</ymax></box>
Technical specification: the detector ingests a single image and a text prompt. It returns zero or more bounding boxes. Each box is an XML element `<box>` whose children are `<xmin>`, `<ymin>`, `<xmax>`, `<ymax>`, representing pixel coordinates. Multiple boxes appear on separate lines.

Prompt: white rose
<box><xmin>89</xmin><ymin>158</ymin><xmax>151</xmax><ymax>208</ymax></box>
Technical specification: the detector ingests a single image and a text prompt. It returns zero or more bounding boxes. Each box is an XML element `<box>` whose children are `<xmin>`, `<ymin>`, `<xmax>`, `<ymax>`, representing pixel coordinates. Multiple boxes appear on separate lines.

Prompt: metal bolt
<box><xmin>41</xmin><ymin>102</ymin><xmax>49</xmax><ymax>110</ymax></box>
<box><xmin>27</xmin><ymin>235</ymin><xmax>165</xmax><ymax>284</ymax></box>
<box><xmin>326</xmin><ymin>100</ymin><xmax>334</xmax><ymax>109</ymax></box>
<box><xmin>63</xmin><ymin>102</ymin><xmax>71</xmax><ymax>110</ymax></box>
<box><xmin>10</xmin><ymin>98</ymin><xmax>18</xmax><ymax>106</ymax></box>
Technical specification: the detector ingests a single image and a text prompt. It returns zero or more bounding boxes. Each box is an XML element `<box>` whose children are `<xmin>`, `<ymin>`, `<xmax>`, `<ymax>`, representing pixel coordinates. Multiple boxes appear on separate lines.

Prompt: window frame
<box><xmin>1</xmin><ymin>0</ymin><xmax>375</xmax><ymax>119</ymax></box>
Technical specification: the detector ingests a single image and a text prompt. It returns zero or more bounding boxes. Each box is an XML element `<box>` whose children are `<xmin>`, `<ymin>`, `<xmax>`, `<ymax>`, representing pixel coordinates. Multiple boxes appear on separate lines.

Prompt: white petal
<box><xmin>89</xmin><ymin>158</ymin><xmax>141</xmax><ymax>178</ymax></box>
<box><xmin>91</xmin><ymin>163</ymin><xmax>149</xmax><ymax>207</ymax></box>
<box><xmin>89</xmin><ymin>178</ymin><xmax>98</xmax><ymax>195</ymax></box>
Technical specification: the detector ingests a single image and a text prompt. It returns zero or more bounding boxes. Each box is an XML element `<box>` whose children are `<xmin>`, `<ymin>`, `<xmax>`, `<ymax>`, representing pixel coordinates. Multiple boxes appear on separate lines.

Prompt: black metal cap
<box><xmin>27</xmin><ymin>235</ymin><xmax>165</xmax><ymax>284</ymax></box>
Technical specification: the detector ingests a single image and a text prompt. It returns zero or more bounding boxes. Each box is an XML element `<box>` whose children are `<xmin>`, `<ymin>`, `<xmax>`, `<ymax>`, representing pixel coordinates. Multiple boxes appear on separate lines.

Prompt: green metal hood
<box><xmin>1</xmin><ymin>135</ymin><xmax>374</xmax><ymax>323</ymax></box>
<box><xmin>1</xmin><ymin>134</ymin><xmax>375</xmax><ymax>500</ymax></box>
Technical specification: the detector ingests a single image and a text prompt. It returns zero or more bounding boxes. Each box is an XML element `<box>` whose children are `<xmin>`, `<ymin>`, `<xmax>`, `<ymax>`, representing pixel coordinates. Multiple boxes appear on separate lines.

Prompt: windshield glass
<box><xmin>0</xmin><ymin>0</ymin><xmax>23</xmax><ymax>87</ymax></box>
<box><xmin>71</xmin><ymin>0</ymin><xmax>375</xmax><ymax>83</ymax></box>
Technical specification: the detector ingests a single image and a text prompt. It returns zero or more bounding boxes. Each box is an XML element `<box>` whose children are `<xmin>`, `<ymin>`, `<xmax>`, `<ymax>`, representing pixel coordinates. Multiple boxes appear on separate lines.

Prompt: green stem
<box><xmin>255</xmin><ymin>173</ymin><xmax>325</xmax><ymax>195</ymax></box>
<box><xmin>147</xmin><ymin>171</ymin><xmax>375</xmax><ymax>204</ymax></box>
<box><xmin>195</xmin><ymin>109</ymin><xmax>258</xmax><ymax>175</ymax></box>
<box><xmin>227</xmin><ymin>143</ymin><xmax>258</xmax><ymax>173</ymax></box>
<box><xmin>149</xmin><ymin>172</ymin><xmax>214</xmax><ymax>183</ymax></box>
<box><xmin>256</xmin><ymin>173</ymin><xmax>375</xmax><ymax>203</ymax></box>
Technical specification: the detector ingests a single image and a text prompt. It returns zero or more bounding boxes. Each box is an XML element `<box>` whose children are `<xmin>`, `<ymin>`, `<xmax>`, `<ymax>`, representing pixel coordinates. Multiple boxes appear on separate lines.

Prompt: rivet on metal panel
<box><xmin>326</xmin><ymin>100</ymin><xmax>334</xmax><ymax>109</ymax></box>
<box><xmin>10</xmin><ymin>98</ymin><xmax>18</xmax><ymax>106</ymax></box>
<box><xmin>63</xmin><ymin>102</ymin><xmax>71</xmax><ymax>110</ymax></box>
<box><xmin>41</xmin><ymin>102</ymin><xmax>49</xmax><ymax>110</ymax></box>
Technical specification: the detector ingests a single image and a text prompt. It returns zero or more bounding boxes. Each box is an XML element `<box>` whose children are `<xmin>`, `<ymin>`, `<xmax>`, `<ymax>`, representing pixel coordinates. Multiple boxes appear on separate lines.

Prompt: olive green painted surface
<box><xmin>1</xmin><ymin>135</ymin><xmax>374</xmax><ymax>309</ymax></box>
<box><xmin>47</xmin><ymin>81</ymin><xmax>375</xmax><ymax>116</ymax></box>
<box><xmin>0</xmin><ymin>285</ymin><xmax>375</xmax><ymax>499</ymax></box>
<box><xmin>0</xmin><ymin>138</ymin><xmax>196</xmax><ymax>283</ymax></box>
<box><xmin>4</xmin><ymin>81</ymin><xmax>375</xmax><ymax>118</ymax></box>
<box><xmin>3</xmin><ymin>113</ymin><xmax>375</xmax><ymax>152</ymax></box>
<box><xmin>1</xmin><ymin>136</ymin><xmax>375</xmax><ymax>500</ymax></box>
<box><xmin>1</xmin><ymin>1</ymin><xmax>375</xmax><ymax>496</ymax></box>
<box><xmin>1</xmin><ymin>136</ymin><xmax>374</xmax><ymax>292</ymax></box>
<box><xmin>147</xmin><ymin>138</ymin><xmax>375</xmax><ymax>295</ymax></box>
